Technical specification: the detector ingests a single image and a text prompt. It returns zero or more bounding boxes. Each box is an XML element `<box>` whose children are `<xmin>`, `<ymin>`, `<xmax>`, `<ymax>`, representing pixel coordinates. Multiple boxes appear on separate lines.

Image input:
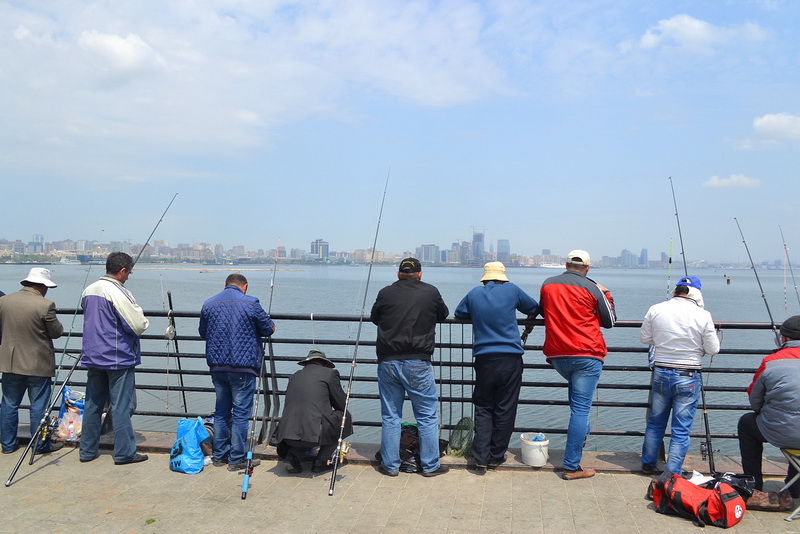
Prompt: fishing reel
<box><xmin>700</xmin><ymin>439</ymin><xmax>719</xmax><ymax>461</ymax></box>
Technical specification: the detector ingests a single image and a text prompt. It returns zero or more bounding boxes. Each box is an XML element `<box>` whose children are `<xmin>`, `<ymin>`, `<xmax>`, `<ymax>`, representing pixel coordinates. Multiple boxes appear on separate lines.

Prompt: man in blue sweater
<box><xmin>199</xmin><ymin>274</ymin><xmax>275</xmax><ymax>471</ymax></box>
<box><xmin>454</xmin><ymin>262</ymin><xmax>540</xmax><ymax>472</ymax></box>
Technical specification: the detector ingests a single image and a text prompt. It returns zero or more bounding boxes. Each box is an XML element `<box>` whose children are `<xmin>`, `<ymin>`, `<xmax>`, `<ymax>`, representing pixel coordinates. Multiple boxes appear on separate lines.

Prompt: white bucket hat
<box><xmin>21</xmin><ymin>267</ymin><xmax>57</xmax><ymax>288</ymax></box>
<box><xmin>480</xmin><ymin>261</ymin><xmax>509</xmax><ymax>282</ymax></box>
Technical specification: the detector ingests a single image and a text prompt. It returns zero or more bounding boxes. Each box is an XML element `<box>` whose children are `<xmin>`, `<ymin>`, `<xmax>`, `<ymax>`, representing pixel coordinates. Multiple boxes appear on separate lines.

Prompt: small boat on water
<box><xmin>538</xmin><ymin>263</ymin><xmax>564</xmax><ymax>269</ymax></box>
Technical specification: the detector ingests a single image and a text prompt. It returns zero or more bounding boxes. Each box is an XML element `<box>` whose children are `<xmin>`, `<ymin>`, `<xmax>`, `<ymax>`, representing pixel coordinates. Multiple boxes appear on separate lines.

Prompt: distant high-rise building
<box><xmin>471</xmin><ymin>230</ymin><xmax>485</xmax><ymax>266</ymax></box>
<box><xmin>639</xmin><ymin>248</ymin><xmax>648</xmax><ymax>266</ymax></box>
<box><xmin>497</xmin><ymin>239</ymin><xmax>511</xmax><ymax>264</ymax></box>
<box><xmin>416</xmin><ymin>244</ymin><xmax>440</xmax><ymax>265</ymax></box>
<box><xmin>310</xmin><ymin>239</ymin><xmax>329</xmax><ymax>260</ymax></box>
<box><xmin>542</xmin><ymin>249</ymin><xmax>551</xmax><ymax>255</ymax></box>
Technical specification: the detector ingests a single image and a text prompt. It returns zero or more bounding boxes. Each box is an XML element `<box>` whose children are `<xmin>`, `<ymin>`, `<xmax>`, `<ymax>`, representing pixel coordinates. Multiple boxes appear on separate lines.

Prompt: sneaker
<box><xmin>227</xmin><ymin>459</ymin><xmax>261</xmax><ymax>472</ymax></box>
<box><xmin>285</xmin><ymin>452</ymin><xmax>303</xmax><ymax>474</ymax></box>
<box><xmin>379</xmin><ymin>465</ymin><xmax>399</xmax><ymax>477</ymax></box>
<box><xmin>746</xmin><ymin>489</ymin><xmax>794</xmax><ymax>511</ymax></box>
<box><xmin>421</xmin><ymin>464</ymin><xmax>450</xmax><ymax>478</ymax></box>
<box><xmin>562</xmin><ymin>467</ymin><xmax>596</xmax><ymax>480</ymax></box>
<box><xmin>641</xmin><ymin>464</ymin><xmax>661</xmax><ymax>476</ymax></box>
<box><xmin>114</xmin><ymin>453</ymin><xmax>149</xmax><ymax>465</ymax></box>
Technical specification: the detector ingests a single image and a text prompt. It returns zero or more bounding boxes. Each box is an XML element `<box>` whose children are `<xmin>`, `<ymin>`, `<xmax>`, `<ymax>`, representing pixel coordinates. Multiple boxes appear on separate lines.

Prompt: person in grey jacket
<box><xmin>737</xmin><ymin>315</ymin><xmax>800</xmax><ymax>498</ymax></box>
<box><xmin>0</xmin><ymin>268</ymin><xmax>64</xmax><ymax>454</ymax></box>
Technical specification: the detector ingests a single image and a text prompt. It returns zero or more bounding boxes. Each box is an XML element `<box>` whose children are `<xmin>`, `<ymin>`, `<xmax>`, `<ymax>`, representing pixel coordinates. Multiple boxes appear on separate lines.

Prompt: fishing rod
<box><xmin>780</xmin><ymin>225</ymin><xmax>800</xmax><ymax>310</ymax></box>
<box><xmin>734</xmin><ymin>218</ymin><xmax>782</xmax><ymax>346</ymax></box>
<box><xmin>329</xmin><ymin>169</ymin><xmax>390</xmax><ymax>496</ymax></box>
<box><xmin>166</xmin><ymin>291</ymin><xmax>188</xmax><ymax>412</ymax></box>
<box><xmin>669</xmin><ymin>177</ymin><xmax>689</xmax><ymax>278</ymax></box>
<box><xmin>132</xmin><ymin>193</ymin><xmax>178</xmax><ymax>266</ymax></box>
<box><xmin>669</xmin><ymin>177</ymin><xmax>719</xmax><ymax>474</ymax></box>
<box><xmin>241</xmin><ymin>352</ymin><xmax>265</xmax><ymax>500</ymax></box>
<box><xmin>260</xmin><ymin>241</ymin><xmax>281</xmax><ymax>444</ymax></box>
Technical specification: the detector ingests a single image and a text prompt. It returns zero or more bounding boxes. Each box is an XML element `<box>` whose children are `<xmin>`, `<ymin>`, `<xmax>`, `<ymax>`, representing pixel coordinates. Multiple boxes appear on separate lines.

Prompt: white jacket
<box><xmin>640</xmin><ymin>296</ymin><xmax>720</xmax><ymax>368</ymax></box>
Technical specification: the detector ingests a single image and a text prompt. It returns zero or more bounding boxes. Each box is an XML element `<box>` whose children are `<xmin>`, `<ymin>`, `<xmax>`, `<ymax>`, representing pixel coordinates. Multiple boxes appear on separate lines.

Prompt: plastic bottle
<box><xmin>532</xmin><ymin>432</ymin><xmax>546</xmax><ymax>441</ymax></box>
<box><xmin>67</xmin><ymin>420</ymin><xmax>76</xmax><ymax>441</ymax></box>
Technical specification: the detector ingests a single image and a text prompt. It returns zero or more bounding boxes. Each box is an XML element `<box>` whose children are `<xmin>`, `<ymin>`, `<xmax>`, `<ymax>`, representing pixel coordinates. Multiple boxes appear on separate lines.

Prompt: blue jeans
<box><xmin>211</xmin><ymin>371</ymin><xmax>256</xmax><ymax>465</ymax></box>
<box><xmin>378</xmin><ymin>359</ymin><xmax>440</xmax><ymax>473</ymax></box>
<box><xmin>1</xmin><ymin>373</ymin><xmax>52</xmax><ymax>453</ymax></box>
<box><xmin>551</xmin><ymin>357</ymin><xmax>603</xmax><ymax>471</ymax></box>
<box><xmin>80</xmin><ymin>367</ymin><xmax>138</xmax><ymax>462</ymax></box>
<box><xmin>642</xmin><ymin>367</ymin><xmax>701</xmax><ymax>474</ymax></box>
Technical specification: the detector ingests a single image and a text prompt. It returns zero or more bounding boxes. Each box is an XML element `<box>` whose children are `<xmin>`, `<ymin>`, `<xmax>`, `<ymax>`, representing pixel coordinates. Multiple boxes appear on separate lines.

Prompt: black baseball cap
<box><xmin>399</xmin><ymin>257</ymin><xmax>422</xmax><ymax>273</ymax></box>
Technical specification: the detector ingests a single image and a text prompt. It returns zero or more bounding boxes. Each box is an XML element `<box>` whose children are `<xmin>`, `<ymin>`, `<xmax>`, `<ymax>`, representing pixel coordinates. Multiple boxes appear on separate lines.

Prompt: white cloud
<box><xmin>702</xmin><ymin>174</ymin><xmax>762</xmax><ymax>188</ymax></box>
<box><xmin>639</xmin><ymin>14</ymin><xmax>765</xmax><ymax>54</ymax></box>
<box><xmin>79</xmin><ymin>30</ymin><xmax>166</xmax><ymax>87</ymax></box>
<box><xmin>754</xmin><ymin>113</ymin><xmax>800</xmax><ymax>140</ymax></box>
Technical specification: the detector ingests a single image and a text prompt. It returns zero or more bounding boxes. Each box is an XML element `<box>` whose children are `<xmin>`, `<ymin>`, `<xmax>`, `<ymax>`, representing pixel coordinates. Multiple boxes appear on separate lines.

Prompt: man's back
<box><xmin>0</xmin><ymin>288</ymin><xmax>63</xmax><ymax>376</ymax></box>
<box><xmin>540</xmin><ymin>270</ymin><xmax>614</xmax><ymax>359</ymax></box>
<box><xmin>370</xmin><ymin>278</ymin><xmax>448</xmax><ymax>361</ymax></box>
<box><xmin>641</xmin><ymin>297</ymin><xmax>719</xmax><ymax>367</ymax></box>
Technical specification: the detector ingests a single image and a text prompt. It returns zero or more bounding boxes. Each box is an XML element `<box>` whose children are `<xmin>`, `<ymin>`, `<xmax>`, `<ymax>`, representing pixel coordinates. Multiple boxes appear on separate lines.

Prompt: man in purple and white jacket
<box><xmin>79</xmin><ymin>252</ymin><xmax>150</xmax><ymax>465</ymax></box>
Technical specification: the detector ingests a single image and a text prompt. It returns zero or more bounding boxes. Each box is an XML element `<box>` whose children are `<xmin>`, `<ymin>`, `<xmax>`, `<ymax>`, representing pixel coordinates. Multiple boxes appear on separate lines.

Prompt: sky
<box><xmin>1</xmin><ymin>0</ymin><xmax>798</xmax><ymax>263</ymax></box>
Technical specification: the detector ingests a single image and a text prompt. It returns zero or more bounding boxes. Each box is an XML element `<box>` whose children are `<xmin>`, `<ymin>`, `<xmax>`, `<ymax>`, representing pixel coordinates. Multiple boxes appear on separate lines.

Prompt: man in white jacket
<box><xmin>640</xmin><ymin>277</ymin><xmax>720</xmax><ymax>475</ymax></box>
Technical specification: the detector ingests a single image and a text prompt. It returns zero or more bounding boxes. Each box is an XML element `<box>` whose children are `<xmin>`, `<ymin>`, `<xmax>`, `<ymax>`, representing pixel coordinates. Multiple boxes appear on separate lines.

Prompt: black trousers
<box><xmin>737</xmin><ymin>412</ymin><xmax>800</xmax><ymax>497</ymax></box>
<box><xmin>472</xmin><ymin>354</ymin><xmax>523</xmax><ymax>466</ymax></box>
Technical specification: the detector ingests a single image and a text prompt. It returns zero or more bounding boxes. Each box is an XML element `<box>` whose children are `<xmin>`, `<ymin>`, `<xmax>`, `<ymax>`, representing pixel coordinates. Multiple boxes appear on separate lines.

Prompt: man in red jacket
<box><xmin>540</xmin><ymin>249</ymin><xmax>615</xmax><ymax>480</ymax></box>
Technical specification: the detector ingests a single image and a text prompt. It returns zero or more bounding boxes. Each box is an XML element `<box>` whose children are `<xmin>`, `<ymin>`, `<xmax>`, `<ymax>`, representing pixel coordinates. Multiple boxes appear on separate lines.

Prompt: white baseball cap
<box><xmin>566</xmin><ymin>249</ymin><xmax>591</xmax><ymax>266</ymax></box>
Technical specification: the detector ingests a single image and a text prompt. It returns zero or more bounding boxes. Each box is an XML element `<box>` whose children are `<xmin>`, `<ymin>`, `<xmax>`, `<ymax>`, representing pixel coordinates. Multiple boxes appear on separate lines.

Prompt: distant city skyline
<box><xmin>0</xmin><ymin>230</ymin><xmax>791</xmax><ymax>268</ymax></box>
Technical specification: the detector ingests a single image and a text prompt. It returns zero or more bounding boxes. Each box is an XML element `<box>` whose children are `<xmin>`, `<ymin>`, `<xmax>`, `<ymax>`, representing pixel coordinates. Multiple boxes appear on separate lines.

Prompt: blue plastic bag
<box><xmin>169</xmin><ymin>417</ymin><xmax>210</xmax><ymax>474</ymax></box>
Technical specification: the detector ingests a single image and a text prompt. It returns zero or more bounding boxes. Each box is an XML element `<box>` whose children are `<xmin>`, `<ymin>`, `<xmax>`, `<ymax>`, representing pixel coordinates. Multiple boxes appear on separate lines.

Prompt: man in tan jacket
<box><xmin>0</xmin><ymin>268</ymin><xmax>65</xmax><ymax>454</ymax></box>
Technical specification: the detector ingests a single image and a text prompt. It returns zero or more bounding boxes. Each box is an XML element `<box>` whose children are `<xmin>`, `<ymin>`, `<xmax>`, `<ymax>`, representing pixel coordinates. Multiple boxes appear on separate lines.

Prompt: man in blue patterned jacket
<box><xmin>199</xmin><ymin>273</ymin><xmax>276</xmax><ymax>471</ymax></box>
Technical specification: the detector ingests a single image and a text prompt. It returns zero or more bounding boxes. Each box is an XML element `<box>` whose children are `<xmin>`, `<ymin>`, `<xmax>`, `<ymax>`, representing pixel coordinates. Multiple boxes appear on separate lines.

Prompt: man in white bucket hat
<box><xmin>0</xmin><ymin>268</ymin><xmax>64</xmax><ymax>454</ymax></box>
<box><xmin>454</xmin><ymin>261</ymin><xmax>540</xmax><ymax>473</ymax></box>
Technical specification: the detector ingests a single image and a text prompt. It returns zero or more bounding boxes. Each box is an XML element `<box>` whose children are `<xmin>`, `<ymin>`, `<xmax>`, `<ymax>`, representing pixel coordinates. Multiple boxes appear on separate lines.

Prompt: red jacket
<box><xmin>540</xmin><ymin>270</ymin><xmax>615</xmax><ymax>361</ymax></box>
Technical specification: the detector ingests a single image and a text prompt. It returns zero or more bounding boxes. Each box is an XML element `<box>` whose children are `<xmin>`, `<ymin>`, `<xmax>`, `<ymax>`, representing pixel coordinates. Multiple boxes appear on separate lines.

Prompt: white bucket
<box><xmin>520</xmin><ymin>432</ymin><xmax>549</xmax><ymax>467</ymax></box>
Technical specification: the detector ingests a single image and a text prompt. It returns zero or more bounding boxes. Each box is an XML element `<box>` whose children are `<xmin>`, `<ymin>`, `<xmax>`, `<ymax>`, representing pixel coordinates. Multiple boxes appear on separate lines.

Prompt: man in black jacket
<box><xmin>370</xmin><ymin>258</ymin><xmax>449</xmax><ymax>477</ymax></box>
<box><xmin>274</xmin><ymin>349</ymin><xmax>352</xmax><ymax>473</ymax></box>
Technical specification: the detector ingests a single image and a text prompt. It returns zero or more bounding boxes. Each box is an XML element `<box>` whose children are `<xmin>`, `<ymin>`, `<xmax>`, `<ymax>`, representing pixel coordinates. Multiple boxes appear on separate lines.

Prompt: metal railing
<box><xmin>41</xmin><ymin>310</ymin><xmax>771</xmax><ymax>452</ymax></box>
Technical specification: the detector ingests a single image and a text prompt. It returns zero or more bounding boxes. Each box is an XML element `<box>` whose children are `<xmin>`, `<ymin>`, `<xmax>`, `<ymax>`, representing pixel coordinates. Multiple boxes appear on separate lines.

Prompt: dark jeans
<box><xmin>738</xmin><ymin>411</ymin><xmax>800</xmax><ymax>497</ymax></box>
<box><xmin>211</xmin><ymin>371</ymin><xmax>256</xmax><ymax>465</ymax></box>
<box><xmin>472</xmin><ymin>354</ymin><xmax>523</xmax><ymax>466</ymax></box>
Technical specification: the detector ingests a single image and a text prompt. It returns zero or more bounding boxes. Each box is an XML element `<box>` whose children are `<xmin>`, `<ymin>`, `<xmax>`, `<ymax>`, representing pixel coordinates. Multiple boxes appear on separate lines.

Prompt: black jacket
<box><xmin>275</xmin><ymin>363</ymin><xmax>352</xmax><ymax>445</ymax></box>
<box><xmin>370</xmin><ymin>278</ymin><xmax>449</xmax><ymax>362</ymax></box>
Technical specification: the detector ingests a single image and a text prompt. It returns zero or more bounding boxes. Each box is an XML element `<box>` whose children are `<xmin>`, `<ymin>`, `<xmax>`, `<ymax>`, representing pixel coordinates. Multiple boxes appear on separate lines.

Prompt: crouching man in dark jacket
<box><xmin>274</xmin><ymin>349</ymin><xmax>352</xmax><ymax>473</ymax></box>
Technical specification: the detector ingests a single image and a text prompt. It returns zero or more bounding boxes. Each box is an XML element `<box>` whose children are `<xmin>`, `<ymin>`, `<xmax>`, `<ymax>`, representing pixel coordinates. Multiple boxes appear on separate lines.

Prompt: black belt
<box><xmin>654</xmin><ymin>366</ymin><xmax>699</xmax><ymax>377</ymax></box>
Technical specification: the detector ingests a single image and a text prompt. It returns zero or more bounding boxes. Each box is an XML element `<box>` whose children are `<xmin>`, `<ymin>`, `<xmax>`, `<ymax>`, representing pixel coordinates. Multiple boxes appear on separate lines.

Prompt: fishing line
<box><xmin>329</xmin><ymin>169</ymin><xmax>390</xmax><ymax>497</ymax></box>
<box><xmin>263</xmin><ymin>241</ymin><xmax>281</xmax><ymax>444</ymax></box>
<box><xmin>734</xmin><ymin>218</ymin><xmax>782</xmax><ymax>346</ymax></box>
<box><xmin>780</xmin><ymin>225</ymin><xmax>800</xmax><ymax>310</ymax></box>
<box><xmin>669</xmin><ymin>177</ymin><xmax>689</xmax><ymax>278</ymax></box>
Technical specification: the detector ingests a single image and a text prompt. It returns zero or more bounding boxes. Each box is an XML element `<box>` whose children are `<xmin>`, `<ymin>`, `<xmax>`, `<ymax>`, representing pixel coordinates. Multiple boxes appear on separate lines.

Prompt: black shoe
<box><xmin>421</xmin><ymin>464</ymin><xmax>450</xmax><ymax>478</ymax></box>
<box><xmin>312</xmin><ymin>458</ymin><xmax>345</xmax><ymax>474</ymax></box>
<box><xmin>379</xmin><ymin>465</ymin><xmax>399</xmax><ymax>477</ymax></box>
<box><xmin>642</xmin><ymin>464</ymin><xmax>661</xmax><ymax>476</ymax></box>
<box><xmin>227</xmin><ymin>459</ymin><xmax>260</xmax><ymax>472</ymax></box>
<box><xmin>2</xmin><ymin>444</ymin><xmax>20</xmax><ymax>454</ymax></box>
<box><xmin>37</xmin><ymin>441</ymin><xmax>64</xmax><ymax>454</ymax></box>
<box><xmin>488</xmin><ymin>455</ymin><xmax>507</xmax><ymax>469</ymax></box>
<box><xmin>80</xmin><ymin>455</ymin><xmax>99</xmax><ymax>463</ymax></box>
<box><xmin>114</xmin><ymin>453</ymin><xmax>149</xmax><ymax>465</ymax></box>
<box><xmin>212</xmin><ymin>458</ymin><xmax>227</xmax><ymax>467</ymax></box>
<box><xmin>285</xmin><ymin>452</ymin><xmax>303</xmax><ymax>473</ymax></box>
